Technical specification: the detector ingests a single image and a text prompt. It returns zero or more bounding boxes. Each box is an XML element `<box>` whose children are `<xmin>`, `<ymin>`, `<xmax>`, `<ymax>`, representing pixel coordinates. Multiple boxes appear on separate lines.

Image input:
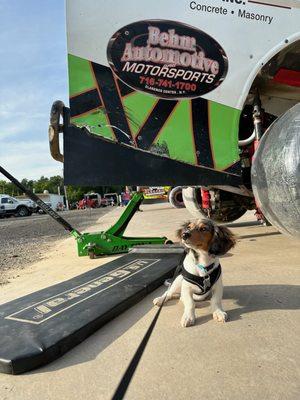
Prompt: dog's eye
<box><xmin>199</xmin><ymin>227</ymin><xmax>207</xmax><ymax>232</ymax></box>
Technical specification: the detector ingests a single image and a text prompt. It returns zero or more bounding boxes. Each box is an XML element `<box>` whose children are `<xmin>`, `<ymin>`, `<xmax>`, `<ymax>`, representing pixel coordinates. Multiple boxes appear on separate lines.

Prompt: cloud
<box><xmin>0</xmin><ymin>140</ymin><xmax>62</xmax><ymax>180</ymax></box>
<box><xmin>0</xmin><ymin>0</ymin><xmax>68</xmax><ymax>181</ymax></box>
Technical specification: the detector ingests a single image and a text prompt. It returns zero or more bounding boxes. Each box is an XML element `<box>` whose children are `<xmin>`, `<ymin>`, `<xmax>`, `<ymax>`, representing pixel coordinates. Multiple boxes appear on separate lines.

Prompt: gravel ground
<box><xmin>0</xmin><ymin>207</ymin><xmax>113</xmax><ymax>284</ymax></box>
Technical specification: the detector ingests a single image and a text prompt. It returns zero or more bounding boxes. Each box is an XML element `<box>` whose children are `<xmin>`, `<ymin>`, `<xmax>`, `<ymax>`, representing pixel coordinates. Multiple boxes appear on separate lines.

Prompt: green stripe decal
<box><xmin>122</xmin><ymin>92</ymin><xmax>157</xmax><ymax>137</ymax></box>
<box><xmin>155</xmin><ymin>100</ymin><xmax>196</xmax><ymax>165</ymax></box>
<box><xmin>68</xmin><ymin>54</ymin><xmax>115</xmax><ymax>139</ymax></box>
<box><xmin>67</xmin><ymin>54</ymin><xmax>241</xmax><ymax>170</ymax></box>
<box><xmin>209</xmin><ymin>102</ymin><xmax>240</xmax><ymax>170</ymax></box>
<box><xmin>71</xmin><ymin>111</ymin><xmax>114</xmax><ymax>140</ymax></box>
<box><xmin>68</xmin><ymin>54</ymin><xmax>95</xmax><ymax>96</ymax></box>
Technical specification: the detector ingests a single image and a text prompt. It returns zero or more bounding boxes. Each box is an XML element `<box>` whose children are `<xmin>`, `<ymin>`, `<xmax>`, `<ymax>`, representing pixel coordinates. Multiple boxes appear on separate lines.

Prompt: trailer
<box><xmin>16</xmin><ymin>193</ymin><xmax>64</xmax><ymax>212</ymax></box>
<box><xmin>48</xmin><ymin>0</ymin><xmax>300</xmax><ymax>236</ymax></box>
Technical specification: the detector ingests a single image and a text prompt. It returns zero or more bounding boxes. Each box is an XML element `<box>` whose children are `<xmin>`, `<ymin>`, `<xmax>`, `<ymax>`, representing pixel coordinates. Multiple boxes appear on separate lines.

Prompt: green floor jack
<box><xmin>0</xmin><ymin>166</ymin><xmax>171</xmax><ymax>258</ymax></box>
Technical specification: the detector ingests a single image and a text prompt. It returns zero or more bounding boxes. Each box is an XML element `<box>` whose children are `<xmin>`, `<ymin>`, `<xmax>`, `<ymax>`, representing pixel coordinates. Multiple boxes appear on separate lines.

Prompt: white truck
<box><xmin>0</xmin><ymin>194</ymin><xmax>35</xmax><ymax>217</ymax></box>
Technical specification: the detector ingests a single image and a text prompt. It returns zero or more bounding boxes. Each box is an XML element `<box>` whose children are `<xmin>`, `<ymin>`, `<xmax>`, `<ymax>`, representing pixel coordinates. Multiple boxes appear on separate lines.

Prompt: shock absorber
<box><xmin>253</xmin><ymin>90</ymin><xmax>263</xmax><ymax>152</ymax></box>
<box><xmin>252</xmin><ymin>90</ymin><xmax>267</xmax><ymax>224</ymax></box>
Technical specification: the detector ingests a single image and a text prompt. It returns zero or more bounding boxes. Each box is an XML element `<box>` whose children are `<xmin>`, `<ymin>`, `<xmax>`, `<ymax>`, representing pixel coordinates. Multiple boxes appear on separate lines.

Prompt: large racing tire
<box><xmin>182</xmin><ymin>187</ymin><xmax>248</xmax><ymax>223</ymax></box>
<box><xmin>251</xmin><ymin>104</ymin><xmax>300</xmax><ymax>237</ymax></box>
<box><xmin>168</xmin><ymin>186</ymin><xmax>185</xmax><ymax>208</ymax></box>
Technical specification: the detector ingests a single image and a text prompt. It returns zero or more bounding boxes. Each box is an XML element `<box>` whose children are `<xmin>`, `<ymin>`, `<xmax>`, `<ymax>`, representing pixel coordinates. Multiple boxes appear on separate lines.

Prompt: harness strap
<box><xmin>182</xmin><ymin>263</ymin><xmax>221</xmax><ymax>294</ymax></box>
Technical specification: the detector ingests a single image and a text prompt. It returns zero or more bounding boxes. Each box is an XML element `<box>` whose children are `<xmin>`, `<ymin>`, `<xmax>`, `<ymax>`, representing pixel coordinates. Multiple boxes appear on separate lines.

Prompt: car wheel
<box><xmin>17</xmin><ymin>206</ymin><xmax>30</xmax><ymax>217</ymax></box>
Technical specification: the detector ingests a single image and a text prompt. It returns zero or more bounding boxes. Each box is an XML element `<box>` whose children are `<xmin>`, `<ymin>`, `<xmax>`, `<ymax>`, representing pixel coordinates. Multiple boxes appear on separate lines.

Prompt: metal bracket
<box><xmin>49</xmin><ymin>100</ymin><xmax>65</xmax><ymax>163</ymax></box>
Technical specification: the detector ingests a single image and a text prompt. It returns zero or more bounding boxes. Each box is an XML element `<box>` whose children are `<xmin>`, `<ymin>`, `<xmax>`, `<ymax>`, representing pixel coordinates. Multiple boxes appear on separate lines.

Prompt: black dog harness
<box><xmin>182</xmin><ymin>263</ymin><xmax>221</xmax><ymax>294</ymax></box>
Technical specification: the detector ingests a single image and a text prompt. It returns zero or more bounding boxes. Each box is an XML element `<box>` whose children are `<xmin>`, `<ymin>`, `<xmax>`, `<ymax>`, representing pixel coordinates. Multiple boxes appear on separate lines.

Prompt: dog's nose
<box><xmin>182</xmin><ymin>231</ymin><xmax>191</xmax><ymax>240</ymax></box>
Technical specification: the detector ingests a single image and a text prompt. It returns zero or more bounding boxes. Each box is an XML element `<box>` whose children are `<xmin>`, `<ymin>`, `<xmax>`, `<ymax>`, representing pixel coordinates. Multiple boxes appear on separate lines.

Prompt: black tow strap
<box><xmin>111</xmin><ymin>251</ymin><xmax>186</xmax><ymax>400</ymax></box>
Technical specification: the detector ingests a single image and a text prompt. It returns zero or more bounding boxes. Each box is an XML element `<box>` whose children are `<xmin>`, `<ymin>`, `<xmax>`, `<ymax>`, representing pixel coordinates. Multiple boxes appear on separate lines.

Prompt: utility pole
<box><xmin>64</xmin><ymin>185</ymin><xmax>69</xmax><ymax>210</ymax></box>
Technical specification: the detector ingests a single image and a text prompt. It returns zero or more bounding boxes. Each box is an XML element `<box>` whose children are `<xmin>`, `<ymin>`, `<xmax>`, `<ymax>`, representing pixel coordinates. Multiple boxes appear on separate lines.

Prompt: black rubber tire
<box><xmin>168</xmin><ymin>186</ymin><xmax>185</xmax><ymax>208</ymax></box>
<box><xmin>16</xmin><ymin>206</ymin><xmax>30</xmax><ymax>217</ymax></box>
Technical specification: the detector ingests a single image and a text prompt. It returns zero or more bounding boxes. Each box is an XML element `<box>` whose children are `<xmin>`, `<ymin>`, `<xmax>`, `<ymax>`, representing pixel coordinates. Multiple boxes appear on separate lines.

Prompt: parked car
<box><xmin>104</xmin><ymin>193</ymin><xmax>119</xmax><ymax>206</ymax></box>
<box><xmin>100</xmin><ymin>197</ymin><xmax>109</xmax><ymax>207</ymax></box>
<box><xmin>0</xmin><ymin>194</ymin><xmax>35</xmax><ymax>217</ymax></box>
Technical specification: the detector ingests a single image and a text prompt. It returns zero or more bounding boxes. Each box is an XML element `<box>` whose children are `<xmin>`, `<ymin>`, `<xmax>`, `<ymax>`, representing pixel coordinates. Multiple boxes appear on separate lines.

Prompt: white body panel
<box><xmin>67</xmin><ymin>0</ymin><xmax>300</xmax><ymax>109</ymax></box>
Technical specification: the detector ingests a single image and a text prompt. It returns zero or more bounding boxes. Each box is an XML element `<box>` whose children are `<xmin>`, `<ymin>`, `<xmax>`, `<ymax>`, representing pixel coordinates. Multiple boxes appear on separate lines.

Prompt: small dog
<box><xmin>153</xmin><ymin>219</ymin><xmax>236</xmax><ymax>327</ymax></box>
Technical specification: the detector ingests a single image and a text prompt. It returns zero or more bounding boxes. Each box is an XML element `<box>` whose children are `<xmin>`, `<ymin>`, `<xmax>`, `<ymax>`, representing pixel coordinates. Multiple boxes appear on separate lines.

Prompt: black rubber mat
<box><xmin>0</xmin><ymin>245</ymin><xmax>185</xmax><ymax>374</ymax></box>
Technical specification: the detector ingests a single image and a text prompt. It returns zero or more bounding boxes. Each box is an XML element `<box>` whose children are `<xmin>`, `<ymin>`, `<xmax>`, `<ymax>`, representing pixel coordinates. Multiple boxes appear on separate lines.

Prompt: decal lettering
<box><xmin>107</xmin><ymin>20</ymin><xmax>228</xmax><ymax>99</ymax></box>
<box><xmin>190</xmin><ymin>1</ymin><xmax>275</xmax><ymax>25</ymax></box>
<box><xmin>5</xmin><ymin>259</ymin><xmax>160</xmax><ymax>324</ymax></box>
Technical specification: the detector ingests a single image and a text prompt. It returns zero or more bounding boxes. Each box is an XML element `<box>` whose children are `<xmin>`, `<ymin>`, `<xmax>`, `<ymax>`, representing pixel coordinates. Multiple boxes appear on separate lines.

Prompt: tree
<box><xmin>1</xmin><ymin>174</ymin><xmax>124</xmax><ymax>204</ymax></box>
<box><xmin>0</xmin><ymin>180</ymin><xmax>22</xmax><ymax>196</ymax></box>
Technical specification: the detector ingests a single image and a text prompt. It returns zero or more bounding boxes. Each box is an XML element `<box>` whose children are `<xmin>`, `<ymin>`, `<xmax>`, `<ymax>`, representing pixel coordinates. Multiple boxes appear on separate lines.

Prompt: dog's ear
<box><xmin>209</xmin><ymin>225</ymin><xmax>236</xmax><ymax>256</ymax></box>
<box><xmin>176</xmin><ymin>221</ymin><xmax>191</xmax><ymax>240</ymax></box>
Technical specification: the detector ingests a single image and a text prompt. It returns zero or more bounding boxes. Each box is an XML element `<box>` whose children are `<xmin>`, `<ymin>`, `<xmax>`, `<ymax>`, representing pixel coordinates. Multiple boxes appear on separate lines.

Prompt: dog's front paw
<box><xmin>153</xmin><ymin>296</ymin><xmax>164</xmax><ymax>307</ymax></box>
<box><xmin>213</xmin><ymin>309</ymin><xmax>228</xmax><ymax>323</ymax></box>
<box><xmin>181</xmin><ymin>312</ymin><xmax>195</xmax><ymax>327</ymax></box>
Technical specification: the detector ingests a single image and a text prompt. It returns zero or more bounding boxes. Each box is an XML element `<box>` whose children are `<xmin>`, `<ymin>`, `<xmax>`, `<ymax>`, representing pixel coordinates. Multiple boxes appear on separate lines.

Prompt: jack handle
<box><xmin>0</xmin><ymin>165</ymin><xmax>81</xmax><ymax>237</ymax></box>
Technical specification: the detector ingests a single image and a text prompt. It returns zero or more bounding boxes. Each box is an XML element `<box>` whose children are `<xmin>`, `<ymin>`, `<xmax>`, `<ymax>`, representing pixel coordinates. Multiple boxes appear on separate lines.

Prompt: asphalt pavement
<box><xmin>0</xmin><ymin>207</ymin><xmax>113</xmax><ymax>283</ymax></box>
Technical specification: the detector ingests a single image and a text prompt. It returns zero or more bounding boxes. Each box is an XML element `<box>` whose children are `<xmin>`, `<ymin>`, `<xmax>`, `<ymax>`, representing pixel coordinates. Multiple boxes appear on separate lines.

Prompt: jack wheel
<box><xmin>164</xmin><ymin>239</ymin><xmax>173</xmax><ymax>244</ymax></box>
<box><xmin>88</xmin><ymin>250</ymin><xmax>96</xmax><ymax>259</ymax></box>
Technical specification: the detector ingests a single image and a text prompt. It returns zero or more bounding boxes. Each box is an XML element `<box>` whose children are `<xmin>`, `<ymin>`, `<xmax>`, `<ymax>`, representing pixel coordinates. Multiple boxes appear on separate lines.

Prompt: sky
<box><xmin>0</xmin><ymin>0</ymin><xmax>68</xmax><ymax>181</ymax></box>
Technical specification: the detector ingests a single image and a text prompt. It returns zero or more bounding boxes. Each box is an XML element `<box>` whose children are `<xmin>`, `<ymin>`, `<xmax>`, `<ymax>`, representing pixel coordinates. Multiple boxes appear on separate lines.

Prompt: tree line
<box><xmin>0</xmin><ymin>175</ymin><xmax>124</xmax><ymax>204</ymax></box>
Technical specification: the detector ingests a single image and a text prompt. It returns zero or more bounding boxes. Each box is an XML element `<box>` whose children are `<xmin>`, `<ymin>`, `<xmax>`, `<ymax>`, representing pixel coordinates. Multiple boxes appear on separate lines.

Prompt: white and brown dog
<box><xmin>153</xmin><ymin>219</ymin><xmax>236</xmax><ymax>327</ymax></box>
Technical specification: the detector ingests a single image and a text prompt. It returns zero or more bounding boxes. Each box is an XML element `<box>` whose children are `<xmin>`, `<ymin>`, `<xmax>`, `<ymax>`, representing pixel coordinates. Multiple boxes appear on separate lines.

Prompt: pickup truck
<box><xmin>0</xmin><ymin>194</ymin><xmax>35</xmax><ymax>217</ymax></box>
